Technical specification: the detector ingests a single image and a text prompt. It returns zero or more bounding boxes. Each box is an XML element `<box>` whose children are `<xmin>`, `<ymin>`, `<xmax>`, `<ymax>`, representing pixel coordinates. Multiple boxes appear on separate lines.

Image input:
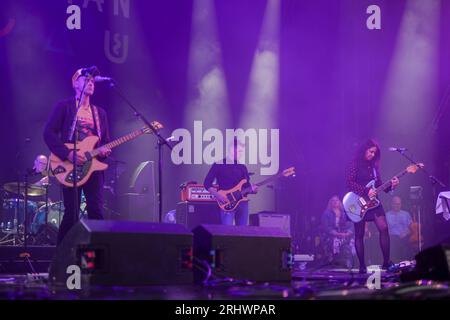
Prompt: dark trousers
<box><xmin>58</xmin><ymin>171</ymin><xmax>104</xmax><ymax>244</ymax></box>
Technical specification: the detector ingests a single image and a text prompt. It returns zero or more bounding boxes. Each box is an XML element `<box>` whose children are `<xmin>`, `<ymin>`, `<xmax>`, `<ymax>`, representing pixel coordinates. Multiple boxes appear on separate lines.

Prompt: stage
<box><xmin>0</xmin><ymin>264</ymin><xmax>449</xmax><ymax>300</ymax></box>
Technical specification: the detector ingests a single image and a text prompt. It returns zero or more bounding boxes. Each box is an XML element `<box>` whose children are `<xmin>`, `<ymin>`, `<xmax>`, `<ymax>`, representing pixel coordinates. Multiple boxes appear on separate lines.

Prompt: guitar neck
<box><xmin>91</xmin><ymin>128</ymin><xmax>146</xmax><ymax>157</ymax></box>
<box><xmin>242</xmin><ymin>172</ymin><xmax>285</xmax><ymax>193</ymax></box>
<box><xmin>375</xmin><ymin>169</ymin><xmax>408</xmax><ymax>193</ymax></box>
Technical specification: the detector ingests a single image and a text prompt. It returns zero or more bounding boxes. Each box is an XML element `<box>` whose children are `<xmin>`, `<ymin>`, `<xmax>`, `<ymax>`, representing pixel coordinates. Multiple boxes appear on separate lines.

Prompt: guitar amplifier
<box><xmin>176</xmin><ymin>202</ymin><xmax>221</xmax><ymax>231</ymax></box>
<box><xmin>250</xmin><ymin>211</ymin><xmax>291</xmax><ymax>236</ymax></box>
<box><xmin>180</xmin><ymin>184</ymin><xmax>216</xmax><ymax>202</ymax></box>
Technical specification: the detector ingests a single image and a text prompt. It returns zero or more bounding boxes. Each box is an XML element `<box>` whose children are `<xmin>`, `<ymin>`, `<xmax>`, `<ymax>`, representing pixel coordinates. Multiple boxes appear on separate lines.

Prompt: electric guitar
<box><xmin>343</xmin><ymin>163</ymin><xmax>424</xmax><ymax>223</ymax></box>
<box><xmin>215</xmin><ymin>167</ymin><xmax>295</xmax><ymax>211</ymax></box>
<box><xmin>50</xmin><ymin>121</ymin><xmax>163</xmax><ymax>187</ymax></box>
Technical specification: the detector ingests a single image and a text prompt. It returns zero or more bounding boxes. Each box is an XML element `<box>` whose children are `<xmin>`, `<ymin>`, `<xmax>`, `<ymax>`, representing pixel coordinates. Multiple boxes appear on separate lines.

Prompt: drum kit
<box><xmin>0</xmin><ymin>180</ymin><xmax>86</xmax><ymax>246</ymax></box>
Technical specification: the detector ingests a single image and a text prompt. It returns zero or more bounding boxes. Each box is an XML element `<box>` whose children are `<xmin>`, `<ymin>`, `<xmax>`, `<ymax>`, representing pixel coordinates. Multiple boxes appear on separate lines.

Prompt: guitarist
<box><xmin>346</xmin><ymin>139</ymin><xmax>399</xmax><ymax>273</ymax></box>
<box><xmin>204</xmin><ymin>139</ymin><xmax>258</xmax><ymax>226</ymax></box>
<box><xmin>43</xmin><ymin>67</ymin><xmax>111</xmax><ymax>244</ymax></box>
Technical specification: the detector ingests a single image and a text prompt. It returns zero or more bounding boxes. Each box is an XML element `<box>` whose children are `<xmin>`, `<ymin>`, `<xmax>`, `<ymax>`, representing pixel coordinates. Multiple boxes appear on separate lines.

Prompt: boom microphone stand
<box><xmin>104</xmin><ymin>80</ymin><xmax>173</xmax><ymax>223</ymax></box>
<box><xmin>393</xmin><ymin>149</ymin><xmax>446</xmax><ymax>252</ymax></box>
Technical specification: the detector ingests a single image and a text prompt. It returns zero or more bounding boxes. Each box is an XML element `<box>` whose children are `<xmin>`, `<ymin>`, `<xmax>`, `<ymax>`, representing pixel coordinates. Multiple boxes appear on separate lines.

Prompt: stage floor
<box><xmin>0</xmin><ymin>267</ymin><xmax>448</xmax><ymax>300</ymax></box>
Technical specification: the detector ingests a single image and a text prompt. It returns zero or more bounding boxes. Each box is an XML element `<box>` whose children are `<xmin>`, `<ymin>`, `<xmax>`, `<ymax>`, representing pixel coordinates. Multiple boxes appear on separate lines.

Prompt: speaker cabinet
<box><xmin>250</xmin><ymin>211</ymin><xmax>291</xmax><ymax>236</ymax></box>
<box><xmin>49</xmin><ymin>220</ymin><xmax>193</xmax><ymax>287</ymax></box>
<box><xmin>176</xmin><ymin>202</ymin><xmax>221</xmax><ymax>231</ymax></box>
<box><xmin>193</xmin><ymin>224</ymin><xmax>291</xmax><ymax>283</ymax></box>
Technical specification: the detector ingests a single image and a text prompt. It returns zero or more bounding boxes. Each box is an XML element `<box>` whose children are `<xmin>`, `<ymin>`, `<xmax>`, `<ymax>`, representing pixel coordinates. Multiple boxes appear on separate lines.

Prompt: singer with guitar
<box><xmin>345</xmin><ymin>139</ymin><xmax>399</xmax><ymax>273</ymax></box>
<box><xmin>204</xmin><ymin>139</ymin><xmax>258</xmax><ymax>226</ymax></box>
<box><xmin>43</xmin><ymin>67</ymin><xmax>112</xmax><ymax>244</ymax></box>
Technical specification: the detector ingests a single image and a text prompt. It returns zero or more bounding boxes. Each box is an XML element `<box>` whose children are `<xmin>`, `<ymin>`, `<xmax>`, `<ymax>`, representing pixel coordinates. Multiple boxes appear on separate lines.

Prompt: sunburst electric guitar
<box><xmin>343</xmin><ymin>163</ymin><xmax>424</xmax><ymax>223</ymax></box>
<box><xmin>50</xmin><ymin>121</ymin><xmax>163</xmax><ymax>187</ymax></box>
<box><xmin>216</xmin><ymin>167</ymin><xmax>296</xmax><ymax>211</ymax></box>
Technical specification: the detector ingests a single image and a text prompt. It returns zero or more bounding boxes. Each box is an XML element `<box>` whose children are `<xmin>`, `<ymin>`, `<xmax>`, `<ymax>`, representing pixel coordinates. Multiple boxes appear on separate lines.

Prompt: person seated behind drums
<box><xmin>32</xmin><ymin>154</ymin><xmax>50</xmax><ymax>188</ymax></box>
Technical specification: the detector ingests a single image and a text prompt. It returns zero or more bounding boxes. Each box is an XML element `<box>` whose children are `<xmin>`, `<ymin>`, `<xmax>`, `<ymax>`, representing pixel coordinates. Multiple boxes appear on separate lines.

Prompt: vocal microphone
<box><xmin>94</xmin><ymin>76</ymin><xmax>115</xmax><ymax>83</ymax></box>
<box><xmin>388</xmin><ymin>147</ymin><xmax>407</xmax><ymax>152</ymax></box>
<box><xmin>81</xmin><ymin>66</ymin><xmax>100</xmax><ymax>77</ymax></box>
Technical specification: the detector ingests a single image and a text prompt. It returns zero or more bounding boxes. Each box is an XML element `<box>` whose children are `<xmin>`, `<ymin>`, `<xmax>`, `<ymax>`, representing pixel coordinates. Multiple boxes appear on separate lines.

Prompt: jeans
<box><xmin>220</xmin><ymin>201</ymin><xmax>249</xmax><ymax>226</ymax></box>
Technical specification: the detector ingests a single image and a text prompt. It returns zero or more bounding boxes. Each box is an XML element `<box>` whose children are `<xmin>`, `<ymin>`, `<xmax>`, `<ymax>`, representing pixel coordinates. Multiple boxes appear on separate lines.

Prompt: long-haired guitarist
<box><xmin>346</xmin><ymin>139</ymin><xmax>399</xmax><ymax>273</ymax></box>
<box><xmin>204</xmin><ymin>139</ymin><xmax>258</xmax><ymax>226</ymax></box>
<box><xmin>43</xmin><ymin>67</ymin><xmax>111</xmax><ymax>244</ymax></box>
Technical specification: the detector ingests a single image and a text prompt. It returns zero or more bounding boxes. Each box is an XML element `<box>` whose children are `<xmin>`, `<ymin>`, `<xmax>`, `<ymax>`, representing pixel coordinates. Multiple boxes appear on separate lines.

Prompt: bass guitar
<box><xmin>216</xmin><ymin>167</ymin><xmax>295</xmax><ymax>211</ymax></box>
<box><xmin>343</xmin><ymin>163</ymin><xmax>423</xmax><ymax>223</ymax></box>
<box><xmin>50</xmin><ymin>121</ymin><xmax>163</xmax><ymax>187</ymax></box>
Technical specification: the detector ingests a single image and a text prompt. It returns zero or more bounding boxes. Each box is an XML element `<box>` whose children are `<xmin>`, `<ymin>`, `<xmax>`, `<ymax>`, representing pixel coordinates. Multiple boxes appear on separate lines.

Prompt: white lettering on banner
<box><xmin>65</xmin><ymin>1</ymin><xmax>130</xmax><ymax>63</ymax></box>
<box><xmin>104</xmin><ymin>30</ymin><xmax>129</xmax><ymax>64</ymax></box>
<box><xmin>66</xmin><ymin>5</ymin><xmax>81</xmax><ymax>30</ymax></box>
<box><xmin>367</xmin><ymin>5</ymin><xmax>381</xmax><ymax>30</ymax></box>
<box><xmin>114</xmin><ymin>0</ymin><xmax>130</xmax><ymax>19</ymax></box>
<box><xmin>83</xmin><ymin>0</ymin><xmax>104</xmax><ymax>13</ymax></box>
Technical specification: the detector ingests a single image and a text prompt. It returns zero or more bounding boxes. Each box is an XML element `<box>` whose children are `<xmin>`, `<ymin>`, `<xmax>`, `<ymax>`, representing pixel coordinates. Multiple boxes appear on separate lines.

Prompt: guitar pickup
<box><xmin>53</xmin><ymin>166</ymin><xmax>66</xmax><ymax>174</ymax></box>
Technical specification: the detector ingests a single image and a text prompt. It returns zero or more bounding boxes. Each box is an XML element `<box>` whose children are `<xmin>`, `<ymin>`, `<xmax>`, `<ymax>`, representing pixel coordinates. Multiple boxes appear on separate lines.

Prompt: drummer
<box><xmin>30</xmin><ymin>154</ymin><xmax>60</xmax><ymax>204</ymax></box>
<box><xmin>32</xmin><ymin>154</ymin><xmax>50</xmax><ymax>187</ymax></box>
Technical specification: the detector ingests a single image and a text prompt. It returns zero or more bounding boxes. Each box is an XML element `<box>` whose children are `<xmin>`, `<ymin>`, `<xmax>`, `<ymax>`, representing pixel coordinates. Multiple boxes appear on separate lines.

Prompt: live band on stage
<box><xmin>0</xmin><ymin>65</ymin><xmax>444</xmax><ymax>279</ymax></box>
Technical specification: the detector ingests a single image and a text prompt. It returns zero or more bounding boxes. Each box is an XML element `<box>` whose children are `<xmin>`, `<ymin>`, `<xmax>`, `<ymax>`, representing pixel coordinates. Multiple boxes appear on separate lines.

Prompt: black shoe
<box><xmin>382</xmin><ymin>261</ymin><xmax>395</xmax><ymax>272</ymax></box>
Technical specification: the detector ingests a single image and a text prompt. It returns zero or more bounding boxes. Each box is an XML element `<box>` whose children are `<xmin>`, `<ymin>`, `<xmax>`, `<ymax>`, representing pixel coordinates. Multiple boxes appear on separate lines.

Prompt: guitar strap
<box><xmin>91</xmin><ymin>104</ymin><xmax>102</xmax><ymax>142</ymax></box>
<box><xmin>372</xmin><ymin>167</ymin><xmax>378</xmax><ymax>180</ymax></box>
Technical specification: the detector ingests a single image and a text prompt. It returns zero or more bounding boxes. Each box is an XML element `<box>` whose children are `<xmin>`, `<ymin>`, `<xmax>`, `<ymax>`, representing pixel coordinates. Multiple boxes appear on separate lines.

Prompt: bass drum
<box><xmin>31</xmin><ymin>196</ymin><xmax>87</xmax><ymax>234</ymax></box>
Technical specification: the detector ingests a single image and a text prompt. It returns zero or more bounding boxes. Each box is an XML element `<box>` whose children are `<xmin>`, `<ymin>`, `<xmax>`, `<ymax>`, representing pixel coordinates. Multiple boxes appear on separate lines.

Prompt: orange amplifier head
<box><xmin>180</xmin><ymin>184</ymin><xmax>216</xmax><ymax>202</ymax></box>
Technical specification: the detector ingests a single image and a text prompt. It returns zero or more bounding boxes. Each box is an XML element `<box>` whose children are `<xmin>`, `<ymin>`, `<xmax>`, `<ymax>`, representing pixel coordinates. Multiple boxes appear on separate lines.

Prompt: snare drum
<box><xmin>1</xmin><ymin>198</ymin><xmax>37</xmax><ymax>232</ymax></box>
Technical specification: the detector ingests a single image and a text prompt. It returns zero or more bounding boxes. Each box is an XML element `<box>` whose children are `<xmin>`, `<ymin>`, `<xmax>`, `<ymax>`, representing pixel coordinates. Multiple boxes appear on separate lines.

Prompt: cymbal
<box><xmin>3</xmin><ymin>182</ymin><xmax>46</xmax><ymax>196</ymax></box>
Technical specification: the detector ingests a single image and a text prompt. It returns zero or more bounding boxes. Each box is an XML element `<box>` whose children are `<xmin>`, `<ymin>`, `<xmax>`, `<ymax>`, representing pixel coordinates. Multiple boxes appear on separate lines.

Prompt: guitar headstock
<box><xmin>282</xmin><ymin>167</ymin><xmax>296</xmax><ymax>177</ymax></box>
<box><xmin>406</xmin><ymin>163</ymin><xmax>424</xmax><ymax>174</ymax></box>
<box><xmin>142</xmin><ymin>121</ymin><xmax>164</xmax><ymax>134</ymax></box>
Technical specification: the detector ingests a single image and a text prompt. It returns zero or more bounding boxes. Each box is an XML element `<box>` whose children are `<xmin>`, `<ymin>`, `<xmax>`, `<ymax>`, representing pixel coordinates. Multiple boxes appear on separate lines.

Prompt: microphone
<box><xmin>94</xmin><ymin>76</ymin><xmax>114</xmax><ymax>83</ymax></box>
<box><xmin>81</xmin><ymin>66</ymin><xmax>100</xmax><ymax>77</ymax></box>
<box><xmin>388</xmin><ymin>147</ymin><xmax>407</xmax><ymax>152</ymax></box>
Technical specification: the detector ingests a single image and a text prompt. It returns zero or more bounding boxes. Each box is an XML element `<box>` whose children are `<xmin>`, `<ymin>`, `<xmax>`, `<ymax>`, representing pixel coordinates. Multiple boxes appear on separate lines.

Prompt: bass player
<box><xmin>204</xmin><ymin>139</ymin><xmax>258</xmax><ymax>226</ymax></box>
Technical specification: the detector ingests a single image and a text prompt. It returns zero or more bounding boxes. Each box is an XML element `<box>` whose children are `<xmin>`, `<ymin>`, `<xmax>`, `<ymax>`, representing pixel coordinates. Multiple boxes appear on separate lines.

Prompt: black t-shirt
<box><xmin>204</xmin><ymin>160</ymin><xmax>250</xmax><ymax>191</ymax></box>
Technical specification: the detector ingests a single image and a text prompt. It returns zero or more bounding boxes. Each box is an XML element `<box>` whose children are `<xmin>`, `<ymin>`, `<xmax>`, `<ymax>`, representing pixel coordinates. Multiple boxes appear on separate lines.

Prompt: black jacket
<box><xmin>43</xmin><ymin>98</ymin><xmax>110</xmax><ymax>161</ymax></box>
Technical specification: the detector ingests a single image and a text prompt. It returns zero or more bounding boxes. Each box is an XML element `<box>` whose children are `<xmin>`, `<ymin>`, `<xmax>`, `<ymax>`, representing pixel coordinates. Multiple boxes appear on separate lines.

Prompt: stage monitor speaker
<box><xmin>250</xmin><ymin>211</ymin><xmax>291</xmax><ymax>236</ymax></box>
<box><xmin>400</xmin><ymin>238</ymin><xmax>450</xmax><ymax>282</ymax></box>
<box><xmin>193</xmin><ymin>224</ymin><xmax>291</xmax><ymax>283</ymax></box>
<box><xmin>176</xmin><ymin>202</ymin><xmax>221</xmax><ymax>231</ymax></box>
<box><xmin>49</xmin><ymin>220</ymin><xmax>193</xmax><ymax>287</ymax></box>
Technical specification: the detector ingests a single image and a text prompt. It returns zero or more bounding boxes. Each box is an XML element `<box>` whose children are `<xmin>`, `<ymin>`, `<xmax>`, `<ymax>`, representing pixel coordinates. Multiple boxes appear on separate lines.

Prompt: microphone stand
<box><xmin>14</xmin><ymin>138</ymin><xmax>30</xmax><ymax>246</ymax></box>
<box><xmin>395</xmin><ymin>149</ymin><xmax>447</xmax><ymax>252</ymax></box>
<box><xmin>106</xmin><ymin>81</ymin><xmax>173</xmax><ymax>223</ymax></box>
<box><xmin>68</xmin><ymin>81</ymin><xmax>89</xmax><ymax>228</ymax></box>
